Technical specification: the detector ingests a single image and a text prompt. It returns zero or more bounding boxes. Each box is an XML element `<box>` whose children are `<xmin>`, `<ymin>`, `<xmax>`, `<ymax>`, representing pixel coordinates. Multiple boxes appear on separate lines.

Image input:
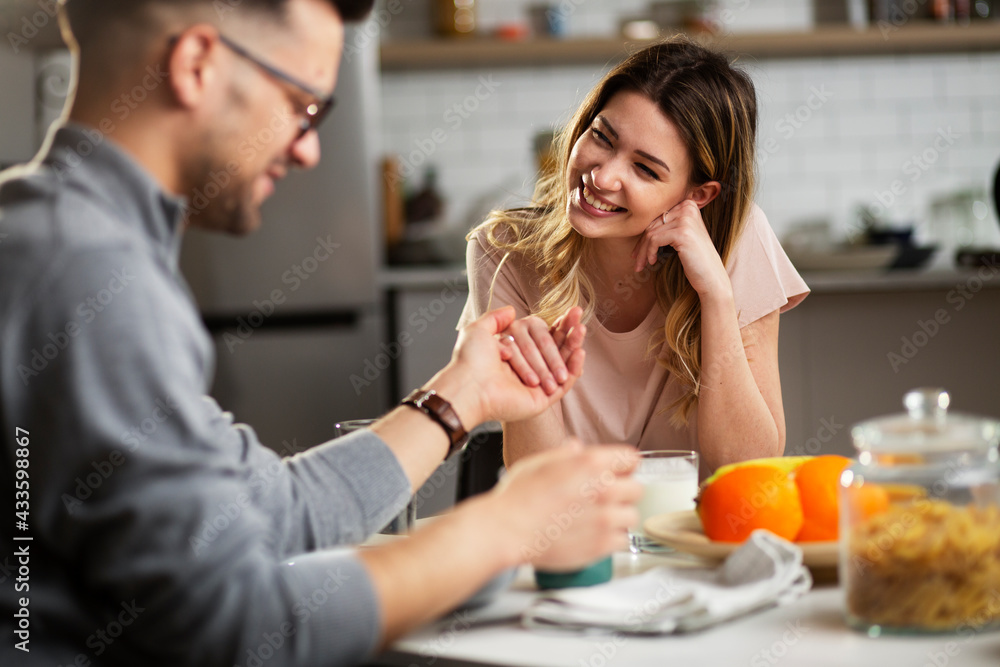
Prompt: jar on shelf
<box><xmin>840</xmin><ymin>388</ymin><xmax>1000</xmax><ymax>635</ymax></box>
<box><xmin>435</xmin><ymin>0</ymin><xmax>477</xmax><ymax>37</ymax></box>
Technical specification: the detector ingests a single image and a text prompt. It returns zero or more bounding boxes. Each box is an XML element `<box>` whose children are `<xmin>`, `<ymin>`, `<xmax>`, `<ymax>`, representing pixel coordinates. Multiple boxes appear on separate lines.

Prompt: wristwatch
<box><xmin>402</xmin><ymin>388</ymin><xmax>470</xmax><ymax>458</ymax></box>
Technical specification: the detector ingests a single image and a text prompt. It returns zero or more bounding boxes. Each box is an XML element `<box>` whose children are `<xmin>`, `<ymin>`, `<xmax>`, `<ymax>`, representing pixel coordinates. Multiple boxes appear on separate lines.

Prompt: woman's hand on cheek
<box><xmin>631</xmin><ymin>199</ymin><xmax>731</xmax><ymax>298</ymax></box>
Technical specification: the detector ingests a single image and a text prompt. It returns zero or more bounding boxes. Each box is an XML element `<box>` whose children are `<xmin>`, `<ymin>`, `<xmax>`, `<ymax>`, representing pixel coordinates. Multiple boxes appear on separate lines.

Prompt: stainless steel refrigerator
<box><xmin>178</xmin><ymin>25</ymin><xmax>389</xmax><ymax>454</ymax></box>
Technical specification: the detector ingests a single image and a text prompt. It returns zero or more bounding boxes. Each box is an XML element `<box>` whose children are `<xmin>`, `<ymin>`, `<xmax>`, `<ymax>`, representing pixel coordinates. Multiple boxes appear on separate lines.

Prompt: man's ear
<box><xmin>167</xmin><ymin>25</ymin><xmax>221</xmax><ymax>110</ymax></box>
<box><xmin>687</xmin><ymin>181</ymin><xmax>722</xmax><ymax>210</ymax></box>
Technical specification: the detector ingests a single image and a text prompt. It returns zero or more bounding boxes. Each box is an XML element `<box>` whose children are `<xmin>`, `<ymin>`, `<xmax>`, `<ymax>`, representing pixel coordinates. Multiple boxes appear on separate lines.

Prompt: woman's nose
<box><xmin>590</xmin><ymin>160</ymin><xmax>622</xmax><ymax>193</ymax></box>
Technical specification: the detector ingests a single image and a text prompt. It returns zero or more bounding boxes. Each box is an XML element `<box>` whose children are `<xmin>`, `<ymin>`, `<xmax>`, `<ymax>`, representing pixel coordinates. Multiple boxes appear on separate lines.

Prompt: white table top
<box><xmin>370</xmin><ymin>550</ymin><xmax>1000</xmax><ymax>667</ymax></box>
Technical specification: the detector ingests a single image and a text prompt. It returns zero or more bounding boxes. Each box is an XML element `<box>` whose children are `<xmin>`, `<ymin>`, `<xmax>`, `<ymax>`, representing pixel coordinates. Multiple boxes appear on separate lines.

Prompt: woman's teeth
<box><xmin>582</xmin><ymin>184</ymin><xmax>623</xmax><ymax>212</ymax></box>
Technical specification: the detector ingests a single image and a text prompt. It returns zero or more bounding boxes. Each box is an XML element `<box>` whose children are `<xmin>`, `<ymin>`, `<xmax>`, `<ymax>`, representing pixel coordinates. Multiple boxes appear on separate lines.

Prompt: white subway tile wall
<box><xmin>383</xmin><ymin>52</ymin><xmax>1000</xmax><ymax>247</ymax></box>
<box><xmin>378</xmin><ymin>2</ymin><xmax>1000</xmax><ymax>251</ymax></box>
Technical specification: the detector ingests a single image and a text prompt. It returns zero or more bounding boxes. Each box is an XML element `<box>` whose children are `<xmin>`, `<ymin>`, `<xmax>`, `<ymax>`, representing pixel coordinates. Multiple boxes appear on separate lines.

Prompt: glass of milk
<box><xmin>629</xmin><ymin>450</ymin><xmax>699</xmax><ymax>554</ymax></box>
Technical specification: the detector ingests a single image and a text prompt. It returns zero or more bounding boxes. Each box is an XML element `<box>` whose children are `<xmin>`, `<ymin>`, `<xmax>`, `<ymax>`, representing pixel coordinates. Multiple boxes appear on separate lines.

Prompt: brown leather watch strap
<box><xmin>402</xmin><ymin>388</ymin><xmax>470</xmax><ymax>457</ymax></box>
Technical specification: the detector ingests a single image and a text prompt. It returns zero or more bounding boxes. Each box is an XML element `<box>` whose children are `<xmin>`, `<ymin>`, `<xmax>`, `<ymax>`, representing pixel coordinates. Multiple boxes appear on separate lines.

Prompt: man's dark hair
<box><xmin>64</xmin><ymin>0</ymin><xmax>375</xmax><ymax>49</ymax></box>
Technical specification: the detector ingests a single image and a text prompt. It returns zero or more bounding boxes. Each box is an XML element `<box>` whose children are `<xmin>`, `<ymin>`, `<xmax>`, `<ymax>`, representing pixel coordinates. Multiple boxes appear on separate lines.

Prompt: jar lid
<box><xmin>851</xmin><ymin>388</ymin><xmax>1000</xmax><ymax>455</ymax></box>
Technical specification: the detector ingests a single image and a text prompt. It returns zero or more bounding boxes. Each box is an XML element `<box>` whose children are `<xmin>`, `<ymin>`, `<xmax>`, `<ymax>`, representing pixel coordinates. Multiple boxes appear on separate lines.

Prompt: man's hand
<box><xmin>483</xmin><ymin>441</ymin><xmax>642</xmax><ymax>571</ymax></box>
<box><xmin>431</xmin><ymin>306</ymin><xmax>585</xmax><ymax>427</ymax></box>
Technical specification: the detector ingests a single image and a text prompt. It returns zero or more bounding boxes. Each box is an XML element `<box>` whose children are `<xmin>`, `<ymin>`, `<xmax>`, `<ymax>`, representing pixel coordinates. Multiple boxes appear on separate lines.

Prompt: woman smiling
<box><xmin>459</xmin><ymin>38</ymin><xmax>809</xmax><ymax>476</ymax></box>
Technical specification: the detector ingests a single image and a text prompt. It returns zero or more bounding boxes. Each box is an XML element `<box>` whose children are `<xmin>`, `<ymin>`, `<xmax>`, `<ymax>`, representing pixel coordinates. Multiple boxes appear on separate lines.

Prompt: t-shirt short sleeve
<box><xmin>458</xmin><ymin>229</ymin><xmax>536</xmax><ymax>329</ymax></box>
<box><xmin>728</xmin><ymin>204</ymin><xmax>810</xmax><ymax>328</ymax></box>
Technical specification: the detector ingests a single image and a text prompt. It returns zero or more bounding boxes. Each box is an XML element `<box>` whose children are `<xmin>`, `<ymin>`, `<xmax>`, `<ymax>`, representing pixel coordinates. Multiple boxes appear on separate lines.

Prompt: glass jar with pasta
<box><xmin>841</xmin><ymin>388</ymin><xmax>1000</xmax><ymax>636</ymax></box>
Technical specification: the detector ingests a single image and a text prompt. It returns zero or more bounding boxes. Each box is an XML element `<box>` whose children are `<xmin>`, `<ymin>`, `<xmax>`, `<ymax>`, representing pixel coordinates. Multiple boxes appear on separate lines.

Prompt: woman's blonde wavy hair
<box><xmin>471</xmin><ymin>37</ymin><xmax>758</xmax><ymax>425</ymax></box>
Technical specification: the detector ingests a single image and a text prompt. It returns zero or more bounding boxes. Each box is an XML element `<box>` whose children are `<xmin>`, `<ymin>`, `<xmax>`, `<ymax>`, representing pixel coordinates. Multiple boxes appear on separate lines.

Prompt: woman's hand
<box><xmin>440</xmin><ymin>306</ymin><xmax>585</xmax><ymax>426</ymax></box>
<box><xmin>631</xmin><ymin>199</ymin><xmax>732</xmax><ymax>300</ymax></box>
<box><xmin>498</xmin><ymin>306</ymin><xmax>586</xmax><ymax>395</ymax></box>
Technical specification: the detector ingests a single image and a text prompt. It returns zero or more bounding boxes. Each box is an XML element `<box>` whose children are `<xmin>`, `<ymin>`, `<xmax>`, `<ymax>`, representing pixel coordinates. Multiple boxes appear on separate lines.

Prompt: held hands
<box><xmin>498</xmin><ymin>306</ymin><xmax>586</xmax><ymax>395</ymax></box>
<box><xmin>486</xmin><ymin>441</ymin><xmax>642</xmax><ymax>570</ymax></box>
<box><xmin>444</xmin><ymin>306</ymin><xmax>585</xmax><ymax>426</ymax></box>
<box><xmin>631</xmin><ymin>199</ymin><xmax>732</xmax><ymax>299</ymax></box>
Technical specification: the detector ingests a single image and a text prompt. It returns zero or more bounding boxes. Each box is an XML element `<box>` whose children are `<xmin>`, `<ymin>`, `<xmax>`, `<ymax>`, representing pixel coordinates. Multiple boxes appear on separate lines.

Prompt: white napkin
<box><xmin>522</xmin><ymin>530</ymin><xmax>812</xmax><ymax>635</ymax></box>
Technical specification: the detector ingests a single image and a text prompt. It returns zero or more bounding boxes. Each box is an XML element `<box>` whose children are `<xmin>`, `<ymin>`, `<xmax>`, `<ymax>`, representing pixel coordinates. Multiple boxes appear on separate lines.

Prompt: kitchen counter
<box><xmin>379</xmin><ymin>264</ymin><xmax>1000</xmax><ymax>295</ymax></box>
<box><xmin>799</xmin><ymin>267</ymin><xmax>1000</xmax><ymax>294</ymax></box>
<box><xmin>378</xmin><ymin>264</ymin><xmax>468</xmax><ymax>290</ymax></box>
<box><xmin>374</xmin><ymin>549</ymin><xmax>1000</xmax><ymax>667</ymax></box>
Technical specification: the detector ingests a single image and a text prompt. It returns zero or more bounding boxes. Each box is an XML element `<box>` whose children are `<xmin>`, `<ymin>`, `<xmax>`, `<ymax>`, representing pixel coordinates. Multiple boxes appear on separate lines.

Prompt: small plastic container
<box><xmin>534</xmin><ymin>556</ymin><xmax>613</xmax><ymax>590</ymax></box>
<box><xmin>839</xmin><ymin>388</ymin><xmax>1000</xmax><ymax>635</ymax></box>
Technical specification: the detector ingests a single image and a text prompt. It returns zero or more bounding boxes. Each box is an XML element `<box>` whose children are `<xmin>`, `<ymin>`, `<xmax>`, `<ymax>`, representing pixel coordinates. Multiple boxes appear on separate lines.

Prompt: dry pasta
<box><xmin>846</xmin><ymin>499</ymin><xmax>1000</xmax><ymax>631</ymax></box>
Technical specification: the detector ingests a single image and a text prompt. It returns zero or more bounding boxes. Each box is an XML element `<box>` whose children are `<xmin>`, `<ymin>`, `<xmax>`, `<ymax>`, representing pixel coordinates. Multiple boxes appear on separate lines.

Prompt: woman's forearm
<box><xmin>502</xmin><ymin>404</ymin><xmax>567</xmax><ymax>468</ymax></box>
<box><xmin>696</xmin><ymin>294</ymin><xmax>784</xmax><ymax>473</ymax></box>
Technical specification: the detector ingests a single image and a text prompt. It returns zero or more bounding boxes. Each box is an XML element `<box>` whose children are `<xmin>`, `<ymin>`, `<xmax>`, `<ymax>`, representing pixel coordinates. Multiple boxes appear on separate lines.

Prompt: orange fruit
<box><xmin>844</xmin><ymin>483</ymin><xmax>891</xmax><ymax>523</ymax></box>
<box><xmin>697</xmin><ymin>465</ymin><xmax>803</xmax><ymax>542</ymax></box>
<box><xmin>794</xmin><ymin>455</ymin><xmax>851</xmax><ymax>542</ymax></box>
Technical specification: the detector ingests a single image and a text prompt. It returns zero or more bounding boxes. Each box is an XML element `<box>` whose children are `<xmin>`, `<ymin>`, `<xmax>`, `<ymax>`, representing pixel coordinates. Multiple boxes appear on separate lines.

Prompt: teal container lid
<box><xmin>534</xmin><ymin>556</ymin><xmax>613</xmax><ymax>590</ymax></box>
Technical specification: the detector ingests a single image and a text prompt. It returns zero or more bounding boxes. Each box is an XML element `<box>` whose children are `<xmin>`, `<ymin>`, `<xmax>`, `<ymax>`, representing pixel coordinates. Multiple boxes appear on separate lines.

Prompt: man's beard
<box><xmin>182</xmin><ymin>150</ymin><xmax>261</xmax><ymax>236</ymax></box>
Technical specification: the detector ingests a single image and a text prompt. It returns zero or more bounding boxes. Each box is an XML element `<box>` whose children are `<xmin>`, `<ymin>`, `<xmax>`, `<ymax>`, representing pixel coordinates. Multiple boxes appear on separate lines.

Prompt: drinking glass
<box><xmin>629</xmin><ymin>450</ymin><xmax>699</xmax><ymax>554</ymax></box>
<box><xmin>334</xmin><ymin>419</ymin><xmax>418</xmax><ymax>535</ymax></box>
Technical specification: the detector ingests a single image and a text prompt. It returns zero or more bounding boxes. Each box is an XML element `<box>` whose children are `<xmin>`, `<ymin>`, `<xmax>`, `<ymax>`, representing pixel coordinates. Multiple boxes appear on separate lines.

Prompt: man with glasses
<box><xmin>0</xmin><ymin>1</ymin><xmax>641</xmax><ymax>666</ymax></box>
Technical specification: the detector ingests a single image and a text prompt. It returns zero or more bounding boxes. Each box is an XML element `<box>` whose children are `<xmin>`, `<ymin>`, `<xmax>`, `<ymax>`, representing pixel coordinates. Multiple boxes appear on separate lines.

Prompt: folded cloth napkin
<box><xmin>521</xmin><ymin>530</ymin><xmax>812</xmax><ymax>635</ymax></box>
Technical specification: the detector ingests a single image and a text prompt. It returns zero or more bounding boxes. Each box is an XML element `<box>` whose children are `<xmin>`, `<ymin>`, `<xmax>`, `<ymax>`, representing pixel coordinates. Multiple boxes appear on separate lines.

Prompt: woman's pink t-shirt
<box><xmin>459</xmin><ymin>204</ymin><xmax>810</xmax><ymax>456</ymax></box>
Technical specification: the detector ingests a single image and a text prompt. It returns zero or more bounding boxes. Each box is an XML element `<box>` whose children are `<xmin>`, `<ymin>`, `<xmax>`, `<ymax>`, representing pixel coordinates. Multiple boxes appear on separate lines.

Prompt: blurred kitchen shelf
<box><xmin>377</xmin><ymin>264</ymin><xmax>467</xmax><ymax>289</ymax></box>
<box><xmin>801</xmin><ymin>268</ymin><xmax>1000</xmax><ymax>294</ymax></box>
<box><xmin>381</xmin><ymin>23</ymin><xmax>1000</xmax><ymax>70</ymax></box>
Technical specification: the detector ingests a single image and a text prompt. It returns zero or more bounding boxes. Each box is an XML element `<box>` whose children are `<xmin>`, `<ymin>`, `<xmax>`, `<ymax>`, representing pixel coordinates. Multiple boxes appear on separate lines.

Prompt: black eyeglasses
<box><xmin>216</xmin><ymin>33</ymin><xmax>335</xmax><ymax>139</ymax></box>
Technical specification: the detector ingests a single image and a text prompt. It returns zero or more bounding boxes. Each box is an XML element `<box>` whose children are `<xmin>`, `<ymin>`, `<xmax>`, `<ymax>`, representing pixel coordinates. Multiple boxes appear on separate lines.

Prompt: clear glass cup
<box><xmin>630</xmin><ymin>450</ymin><xmax>699</xmax><ymax>554</ymax></box>
<box><xmin>335</xmin><ymin>419</ymin><xmax>418</xmax><ymax>535</ymax></box>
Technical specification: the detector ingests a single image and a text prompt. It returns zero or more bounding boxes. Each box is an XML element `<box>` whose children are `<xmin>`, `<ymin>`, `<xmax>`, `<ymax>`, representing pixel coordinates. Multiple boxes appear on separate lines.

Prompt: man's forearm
<box><xmin>356</xmin><ymin>494</ymin><xmax>517</xmax><ymax>648</ymax></box>
<box><xmin>370</xmin><ymin>362</ymin><xmax>483</xmax><ymax>493</ymax></box>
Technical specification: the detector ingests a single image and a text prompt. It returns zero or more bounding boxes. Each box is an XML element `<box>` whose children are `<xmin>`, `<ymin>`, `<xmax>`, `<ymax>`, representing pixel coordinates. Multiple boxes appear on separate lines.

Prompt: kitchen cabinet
<box><xmin>380</xmin><ymin>265</ymin><xmax>468</xmax><ymax>402</ymax></box>
<box><xmin>780</xmin><ymin>268</ymin><xmax>1000</xmax><ymax>457</ymax></box>
<box><xmin>381</xmin><ymin>22</ymin><xmax>1000</xmax><ymax>70</ymax></box>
